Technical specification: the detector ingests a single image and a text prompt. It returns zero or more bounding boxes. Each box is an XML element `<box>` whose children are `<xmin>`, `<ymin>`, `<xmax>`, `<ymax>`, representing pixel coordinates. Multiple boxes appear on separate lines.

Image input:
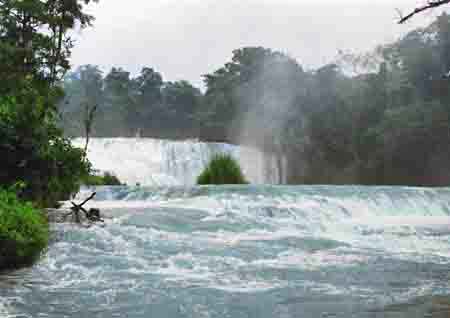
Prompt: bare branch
<box><xmin>68</xmin><ymin>192</ymin><xmax>103</xmax><ymax>224</ymax></box>
<box><xmin>80</xmin><ymin>192</ymin><xmax>96</xmax><ymax>207</ymax></box>
<box><xmin>399</xmin><ymin>0</ymin><xmax>450</xmax><ymax>24</ymax></box>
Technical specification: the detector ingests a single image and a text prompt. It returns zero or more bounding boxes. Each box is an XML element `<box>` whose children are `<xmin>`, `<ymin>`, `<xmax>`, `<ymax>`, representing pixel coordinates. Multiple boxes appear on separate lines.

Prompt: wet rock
<box><xmin>44</xmin><ymin>208</ymin><xmax>88</xmax><ymax>223</ymax></box>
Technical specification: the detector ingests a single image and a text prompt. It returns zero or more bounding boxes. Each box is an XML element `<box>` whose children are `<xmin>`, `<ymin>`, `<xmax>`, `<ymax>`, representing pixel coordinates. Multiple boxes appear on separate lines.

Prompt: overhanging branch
<box><xmin>398</xmin><ymin>0</ymin><xmax>450</xmax><ymax>24</ymax></box>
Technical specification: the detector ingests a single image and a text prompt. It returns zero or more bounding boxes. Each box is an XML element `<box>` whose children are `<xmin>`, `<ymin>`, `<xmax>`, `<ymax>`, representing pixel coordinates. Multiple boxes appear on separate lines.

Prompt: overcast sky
<box><xmin>70</xmin><ymin>0</ymin><xmax>444</xmax><ymax>87</ymax></box>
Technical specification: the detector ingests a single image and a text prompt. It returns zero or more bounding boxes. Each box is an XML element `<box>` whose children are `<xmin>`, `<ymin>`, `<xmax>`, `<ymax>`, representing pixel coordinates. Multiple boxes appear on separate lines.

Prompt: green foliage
<box><xmin>0</xmin><ymin>0</ymin><xmax>98</xmax><ymax>89</ymax></box>
<box><xmin>82</xmin><ymin>172</ymin><xmax>122</xmax><ymax>186</ymax></box>
<box><xmin>197</xmin><ymin>154</ymin><xmax>248</xmax><ymax>185</ymax></box>
<box><xmin>0</xmin><ymin>189</ymin><xmax>49</xmax><ymax>270</ymax></box>
<box><xmin>0</xmin><ymin>0</ymin><xmax>97</xmax><ymax>205</ymax></box>
<box><xmin>0</xmin><ymin>86</ymin><xmax>90</xmax><ymax>207</ymax></box>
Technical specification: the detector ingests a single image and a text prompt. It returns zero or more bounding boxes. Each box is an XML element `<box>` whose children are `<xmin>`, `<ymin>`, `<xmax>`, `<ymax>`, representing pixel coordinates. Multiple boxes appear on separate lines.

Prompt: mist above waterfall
<box><xmin>234</xmin><ymin>51</ymin><xmax>302</xmax><ymax>146</ymax></box>
<box><xmin>202</xmin><ymin>48</ymin><xmax>308</xmax><ymax>184</ymax></box>
<box><xmin>236</xmin><ymin>50</ymin><xmax>306</xmax><ymax>184</ymax></box>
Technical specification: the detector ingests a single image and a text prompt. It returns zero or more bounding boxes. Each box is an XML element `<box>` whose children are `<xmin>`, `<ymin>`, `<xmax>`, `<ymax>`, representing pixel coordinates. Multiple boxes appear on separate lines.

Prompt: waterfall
<box><xmin>71</xmin><ymin>138</ymin><xmax>281</xmax><ymax>186</ymax></box>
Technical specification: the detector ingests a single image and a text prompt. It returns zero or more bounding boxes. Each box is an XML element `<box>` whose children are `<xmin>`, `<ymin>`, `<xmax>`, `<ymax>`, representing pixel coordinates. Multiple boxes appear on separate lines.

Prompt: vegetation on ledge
<box><xmin>197</xmin><ymin>154</ymin><xmax>248</xmax><ymax>185</ymax></box>
<box><xmin>82</xmin><ymin>172</ymin><xmax>123</xmax><ymax>186</ymax></box>
<box><xmin>0</xmin><ymin>189</ymin><xmax>49</xmax><ymax>271</ymax></box>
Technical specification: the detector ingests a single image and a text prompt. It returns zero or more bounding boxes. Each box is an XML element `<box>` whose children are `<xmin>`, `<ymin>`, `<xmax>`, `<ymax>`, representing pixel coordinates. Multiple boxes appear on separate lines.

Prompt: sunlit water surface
<box><xmin>1</xmin><ymin>185</ymin><xmax>450</xmax><ymax>317</ymax></box>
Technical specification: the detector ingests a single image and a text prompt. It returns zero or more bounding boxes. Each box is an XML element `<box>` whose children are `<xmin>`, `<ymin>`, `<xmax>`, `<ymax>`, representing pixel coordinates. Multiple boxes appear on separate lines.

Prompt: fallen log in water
<box><xmin>68</xmin><ymin>192</ymin><xmax>104</xmax><ymax>223</ymax></box>
<box><xmin>45</xmin><ymin>192</ymin><xmax>104</xmax><ymax>225</ymax></box>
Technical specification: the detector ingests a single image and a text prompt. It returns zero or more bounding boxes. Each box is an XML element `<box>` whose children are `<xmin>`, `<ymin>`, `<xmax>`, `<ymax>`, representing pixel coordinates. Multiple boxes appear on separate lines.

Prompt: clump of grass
<box><xmin>0</xmin><ymin>189</ymin><xmax>49</xmax><ymax>270</ymax></box>
<box><xmin>197</xmin><ymin>154</ymin><xmax>248</xmax><ymax>185</ymax></box>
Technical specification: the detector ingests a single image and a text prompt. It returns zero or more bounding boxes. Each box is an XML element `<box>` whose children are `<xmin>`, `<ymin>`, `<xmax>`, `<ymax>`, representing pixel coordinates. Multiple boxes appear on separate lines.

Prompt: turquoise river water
<box><xmin>1</xmin><ymin>185</ymin><xmax>450</xmax><ymax>317</ymax></box>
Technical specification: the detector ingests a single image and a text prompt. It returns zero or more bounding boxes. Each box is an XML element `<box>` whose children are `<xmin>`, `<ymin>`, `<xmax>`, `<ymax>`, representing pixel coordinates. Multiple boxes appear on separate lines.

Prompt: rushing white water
<box><xmin>71</xmin><ymin>138</ymin><xmax>285</xmax><ymax>186</ymax></box>
<box><xmin>1</xmin><ymin>185</ymin><xmax>450</xmax><ymax>318</ymax></box>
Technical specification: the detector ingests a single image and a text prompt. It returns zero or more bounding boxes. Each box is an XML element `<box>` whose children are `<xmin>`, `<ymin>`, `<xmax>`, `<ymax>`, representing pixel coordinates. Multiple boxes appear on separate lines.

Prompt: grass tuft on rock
<box><xmin>197</xmin><ymin>154</ymin><xmax>248</xmax><ymax>185</ymax></box>
<box><xmin>0</xmin><ymin>189</ymin><xmax>49</xmax><ymax>270</ymax></box>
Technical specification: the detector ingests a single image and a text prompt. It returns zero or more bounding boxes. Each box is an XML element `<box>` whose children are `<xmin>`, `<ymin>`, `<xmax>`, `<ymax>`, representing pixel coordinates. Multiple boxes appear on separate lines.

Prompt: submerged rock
<box><xmin>45</xmin><ymin>208</ymin><xmax>81</xmax><ymax>223</ymax></box>
<box><xmin>44</xmin><ymin>208</ymin><xmax>104</xmax><ymax>224</ymax></box>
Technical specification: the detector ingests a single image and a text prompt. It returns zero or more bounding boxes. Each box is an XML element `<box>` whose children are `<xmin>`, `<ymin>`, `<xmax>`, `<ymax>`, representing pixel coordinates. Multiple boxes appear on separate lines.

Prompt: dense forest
<box><xmin>0</xmin><ymin>0</ymin><xmax>99</xmax><ymax>269</ymax></box>
<box><xmin>61</xmin><ymin>14</ymin><xmax>450</xmax><ymax>186</ymax></box>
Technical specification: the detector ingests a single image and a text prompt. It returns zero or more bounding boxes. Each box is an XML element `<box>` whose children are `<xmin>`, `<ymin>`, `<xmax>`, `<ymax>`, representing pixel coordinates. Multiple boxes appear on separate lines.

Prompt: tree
<box><xmin>0</xmin><ymin>0</ymin><xmax>98</xmax><ymax>91</ymax></box>
<box><xmin>128</xmin><ymin>67</ymin><xmax>163</xmax><ymax>133</ymax></box>
<box><xmin>0</xmin><ymin>85</ymin><xmax>90</xmax><ymax>206</ymax></box>
<box><xmin>134</xmin><ymin>67</ymin><xmax>163</xmax><ymax>106</ymax></box>
<box><xmin>0</xmin><ymin>0</ymin><xmax>99</xmax><ymax>206</ymax></box>
<box><xmin>102</xmin><ymin>67</ymin><xmax>134</xmax><ymax>135</ymax></box>
<box><xmin>77</xmin><ymin>65</ymin><xmax>102</xmax><ymax>152</ymax></box>
<box><xmin>60</xmin><ymin>65</ymin><xmax>103</xmax><ymax>149</ymax></box>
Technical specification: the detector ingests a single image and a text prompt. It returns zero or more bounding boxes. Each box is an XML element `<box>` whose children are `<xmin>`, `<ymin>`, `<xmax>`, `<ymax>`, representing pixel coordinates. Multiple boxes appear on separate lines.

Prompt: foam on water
<box><xmin>0</xmin><ymin>298</ymin><xmax>10</xmax><ymax>317</ymax></box>
<box><xmin>2</xmin><ymin>185</ymin><xmax>450</xmax><ymax>317</ymax></box>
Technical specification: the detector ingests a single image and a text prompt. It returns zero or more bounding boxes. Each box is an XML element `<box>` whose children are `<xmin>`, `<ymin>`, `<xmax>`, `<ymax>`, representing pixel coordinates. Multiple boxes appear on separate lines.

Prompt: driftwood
<box><xmin>63</xmin><ymin>192</ymin><xmax>104</xmax><ymax>224</ymax></box>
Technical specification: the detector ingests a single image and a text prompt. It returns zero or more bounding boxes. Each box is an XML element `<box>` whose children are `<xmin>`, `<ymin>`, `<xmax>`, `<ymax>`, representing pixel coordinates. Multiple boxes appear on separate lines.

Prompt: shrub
<box><xmin>197</xmin><ymin>154</ymin><xmax>248</xmax><ymax>185</ymax></box>
<box><xmin>102</xmin><ymin>172</ymin><xmax>122</xmax><ymax>185</ymax></box>
<box><xmin>0</xmin><ymin>189</ymin><xmax>49</xmax><ymax>270</ymax></box>
<box><xmin>82</xmin><ymin>171</ymin><xmax>122</xmax><ymax>186</ymax></box>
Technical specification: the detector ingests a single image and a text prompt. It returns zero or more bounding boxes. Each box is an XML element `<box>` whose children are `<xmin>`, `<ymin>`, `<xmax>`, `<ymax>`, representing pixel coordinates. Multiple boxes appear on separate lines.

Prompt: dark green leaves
<box><xmin>197</xmin><ymin>154</ymin><xmax>248</xmax><ymax>185</ymax></box>
<box><xmin>0</xmin><ymin>188</ymin><xmax>49</xmax><ymax>270</ymax></box>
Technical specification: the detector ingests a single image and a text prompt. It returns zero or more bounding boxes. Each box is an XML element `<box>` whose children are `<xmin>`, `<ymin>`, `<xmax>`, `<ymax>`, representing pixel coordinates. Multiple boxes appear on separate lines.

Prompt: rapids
<box><xmin>1</xmin><ymin>185</ymin><xmax>450</xmax><ymax>317</ymax></box>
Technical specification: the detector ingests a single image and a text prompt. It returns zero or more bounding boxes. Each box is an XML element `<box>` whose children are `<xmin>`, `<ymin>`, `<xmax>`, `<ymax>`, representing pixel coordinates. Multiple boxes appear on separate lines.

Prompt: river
<box><xmin>1</xmin><ymin>185</ymin><xmax>450</xmax><ymax>317</ymax></box>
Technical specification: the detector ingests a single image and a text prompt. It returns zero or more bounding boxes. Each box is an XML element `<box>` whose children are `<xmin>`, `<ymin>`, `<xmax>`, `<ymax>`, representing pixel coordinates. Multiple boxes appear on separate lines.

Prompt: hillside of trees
<box><xmin>60</xmin><ymin>13</ymin><xmax>450</xmax><ymax>186</ymax></box>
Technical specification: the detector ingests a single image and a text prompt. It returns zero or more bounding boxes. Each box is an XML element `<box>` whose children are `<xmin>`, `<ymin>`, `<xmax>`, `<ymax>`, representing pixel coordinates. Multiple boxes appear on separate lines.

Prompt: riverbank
<box><xmin>0</xmin><ymin>190</ymin><xmax>49</xmax><ymax>271</ymax></box>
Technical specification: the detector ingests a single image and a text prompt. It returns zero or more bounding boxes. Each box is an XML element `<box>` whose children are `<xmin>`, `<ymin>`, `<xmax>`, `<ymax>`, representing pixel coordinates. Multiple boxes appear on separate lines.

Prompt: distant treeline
<box><xmin>60</xmin><ymin>13</ymin><xmax>450</xmax><ymax>186</ymax></box>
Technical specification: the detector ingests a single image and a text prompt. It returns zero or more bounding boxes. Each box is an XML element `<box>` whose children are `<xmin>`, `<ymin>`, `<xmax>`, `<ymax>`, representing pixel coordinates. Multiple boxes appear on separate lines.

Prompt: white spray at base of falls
<box><xmin>71</xmin><ymin>138</ymin><xmax>285</xmax><ymax>186</ymax></box>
